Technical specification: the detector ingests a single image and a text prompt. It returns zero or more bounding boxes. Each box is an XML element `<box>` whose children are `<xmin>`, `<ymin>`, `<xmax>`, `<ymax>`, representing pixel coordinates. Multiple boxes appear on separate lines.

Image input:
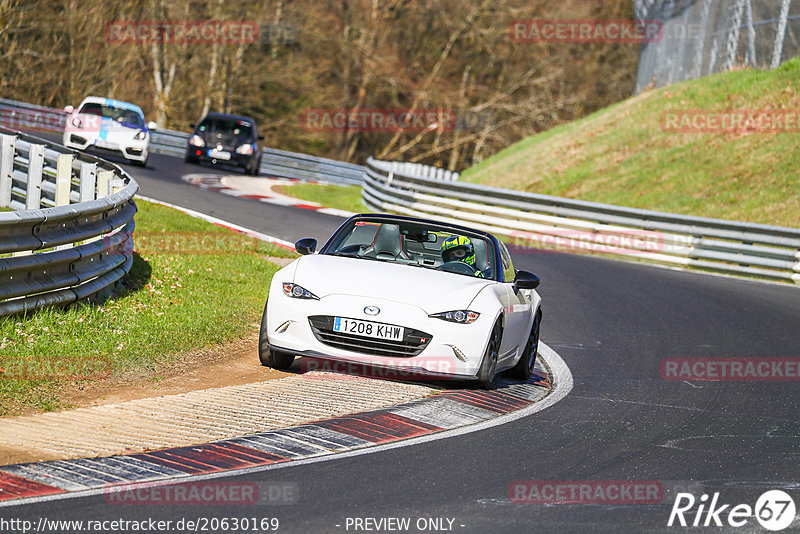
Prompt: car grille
<box><xmin>308</xmin><ymin>315</ymin><xmax>432</xmax><ymax>357</ymax></box>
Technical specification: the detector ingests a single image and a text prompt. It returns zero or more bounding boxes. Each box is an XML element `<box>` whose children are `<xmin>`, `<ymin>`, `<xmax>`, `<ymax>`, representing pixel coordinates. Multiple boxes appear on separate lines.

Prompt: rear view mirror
<box><xmin>147</xmin><ymin>121</ymin><xmax>158</xmax><ymax>131</ymax></box>
<box><xmin>295</xmin><ymin>238</ymin><xmax>317</xmax><ymax>255</ymax></box>
<box><xmin>189</xmin><ymin>123</ymin><xmax>196</xmax><ymax>129</ymax></box>
<box><xmin>513</xmin><ymin>270</ymin><xmax>540</xmax><ymax>290</ymax></box>
<box><xmin>64</xmin><ymin>105</ymin><xmax>74</xmax><ymax>114</ymax></box>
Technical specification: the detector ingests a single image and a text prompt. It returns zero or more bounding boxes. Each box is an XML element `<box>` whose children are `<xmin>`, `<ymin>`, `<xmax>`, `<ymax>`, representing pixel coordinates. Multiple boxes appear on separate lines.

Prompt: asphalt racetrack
<box><xmin>6</xmin><ymin>151</ymin><xmax>800</xmax><ymax>533</ymax></box>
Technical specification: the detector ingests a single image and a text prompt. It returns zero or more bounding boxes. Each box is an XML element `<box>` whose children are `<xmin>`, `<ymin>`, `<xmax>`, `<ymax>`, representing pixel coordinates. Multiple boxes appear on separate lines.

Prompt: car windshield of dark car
<box><xmin>197</xmin><ymin>118</ymin><xmax>254</xmax><ymax>141</ymax></box>
<box><xmin>79</xmin><ymin>103</ymin><xmax>144</xmax><ymax>128</ymax></box>
<box><xmin>326</xmin><ymin>220</ymin><xmax>495</xmax><ymax>279</ymax></box>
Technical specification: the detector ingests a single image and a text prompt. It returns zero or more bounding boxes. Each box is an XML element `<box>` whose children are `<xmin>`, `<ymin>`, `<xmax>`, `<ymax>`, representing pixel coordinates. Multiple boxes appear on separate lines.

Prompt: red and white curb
<box><xmin>0</xmin><ymin>346</ymin><xmax>570</xmax><ymax>506</ymax></box>
<box><xmin>182</xmin><ymin>173</ymin><xmax>356</xmax><ymax>218</ymax></box>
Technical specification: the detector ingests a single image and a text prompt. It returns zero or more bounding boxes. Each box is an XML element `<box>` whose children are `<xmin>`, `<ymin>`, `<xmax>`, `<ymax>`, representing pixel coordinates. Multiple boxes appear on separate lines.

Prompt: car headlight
<box><xmin>235</xmin><ymin>143</ymin><xmax>254</xmax><ymax>155</ymax></box>
<box><xmin>282</xmin><ymin>283</ymin><xmax>319</xmax><ymax>300</ymax></box>
<box><xmin>189</xmin><ymin>134</ymin><xmax>205</xmax><ymax>147</ymax></box>
<box><xmin>134</xmin><ymin>130</ymin><xmax>148</xmax><ymax>141</ymax></box>
<box><xmin>71</xmin><ymin>117</ymin><xmax>82</xmax><ymax>128</ymax></box>
<box><xmin>429</xmin><ymin>310</ymin><xmax>480</xmax><ymax>324</ymax></box>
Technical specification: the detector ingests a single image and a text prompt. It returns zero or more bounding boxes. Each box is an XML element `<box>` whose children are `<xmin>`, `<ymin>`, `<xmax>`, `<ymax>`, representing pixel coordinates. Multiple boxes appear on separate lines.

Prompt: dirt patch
<box><xmin>5</xmin><ymin>331</ymin><xmax>290</xmax><ymax>419</ymax></box>
<box><xmin>0</xmin><ymin>332</ymin><xmax>293</xmax><ymax>464</ymax></box>
<box><xmin>58</xmin><ymin>331</ymin><xmax>290</xmax><ymax>409</ymax></box>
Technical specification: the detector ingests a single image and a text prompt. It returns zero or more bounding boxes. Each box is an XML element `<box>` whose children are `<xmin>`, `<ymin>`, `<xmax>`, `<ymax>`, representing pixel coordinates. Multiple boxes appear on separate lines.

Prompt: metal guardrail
<box><xmin>0</xmin><ymin>128</ymin><xmax>138</xmax><ymax>317</ymax></box>
<box><xmin>152</xmin><ymin>129</ymin><xmax>366</xmax><ymax>185</ymax></box>
<box><xmin>363</xmin><ymin>157</ymin><xmax>800</xmax><ymax>283</ymax></box>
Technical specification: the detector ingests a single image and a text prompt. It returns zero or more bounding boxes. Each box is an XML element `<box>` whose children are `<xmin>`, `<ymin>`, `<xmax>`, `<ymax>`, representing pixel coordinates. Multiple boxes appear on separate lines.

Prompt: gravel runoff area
<box><xmin>0</xmin><ymin>373</ymin><xmax>438</xmax><ymax>464</ymax></box>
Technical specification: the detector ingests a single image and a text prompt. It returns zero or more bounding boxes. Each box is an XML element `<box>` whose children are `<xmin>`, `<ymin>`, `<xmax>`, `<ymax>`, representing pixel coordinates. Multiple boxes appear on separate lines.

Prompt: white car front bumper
<box><xmin>266</xmin><ymin>290</ymin><xmax>496</xmax><ymax>380</ymax></box>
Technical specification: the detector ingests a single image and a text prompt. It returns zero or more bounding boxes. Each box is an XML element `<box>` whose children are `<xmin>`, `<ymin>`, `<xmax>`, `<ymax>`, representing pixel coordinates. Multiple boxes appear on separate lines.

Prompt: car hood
<box><xmin>292</xmin><ymin>254</ymin><xmax>493</xmax><ymax>313</ymax></box>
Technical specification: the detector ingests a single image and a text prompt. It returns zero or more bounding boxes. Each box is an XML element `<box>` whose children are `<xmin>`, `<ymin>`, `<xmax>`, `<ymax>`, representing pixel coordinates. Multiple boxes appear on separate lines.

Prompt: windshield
<box><xmin>197</xmin><ymin>118</ymin><xmax>254</xmax><ymax>141</ymax></box>
<box><xmin>324</xmin><ymin>219</ymin><xmax>496</xmax><ymax>279</ymax></box>
<box><xmin>78</xmin><ymin>102</ymin><xmax>144</xmax><ymax>128</ymax></box>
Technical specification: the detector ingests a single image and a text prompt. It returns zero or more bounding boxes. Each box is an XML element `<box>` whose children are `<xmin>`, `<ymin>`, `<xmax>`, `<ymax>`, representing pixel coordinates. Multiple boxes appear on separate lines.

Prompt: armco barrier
<box><xmin>152</xmin><ymin>129</ymin><xmax>366</xmax><ymax>185</ymax></box>
<box><xmin>363</xmin><ymin>157</ymin><xmax>800</xmax><ymax>283</ymax></box>
<box><xmin>0</xmin><ymin>128</ymin><xmax>138</xmax><ymax>317</ymax></box>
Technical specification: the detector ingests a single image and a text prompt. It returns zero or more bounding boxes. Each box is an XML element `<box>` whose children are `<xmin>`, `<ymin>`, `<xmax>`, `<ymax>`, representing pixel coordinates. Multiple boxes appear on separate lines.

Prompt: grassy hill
<box><xmin>461</xmin><ymin>59</ymin><xmax>800</xmax><ymax>228</ymax></box>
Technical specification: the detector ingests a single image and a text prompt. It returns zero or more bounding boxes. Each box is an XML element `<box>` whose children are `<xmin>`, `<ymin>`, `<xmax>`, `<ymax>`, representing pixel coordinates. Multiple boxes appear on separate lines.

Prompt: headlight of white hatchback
<box><xmin>282</xmin><ymin>283</ymin><xmax>319</xmax><ymax>300</ymax></box>
<box><xmin>134</xmin><ymin>130</ymin><xmax>148</xmax><ymax>141</ymax></box>
<box><xmin>429</xmin><ymin>310</ymin><xmax>480</xmax><ymax>324</ymax></box>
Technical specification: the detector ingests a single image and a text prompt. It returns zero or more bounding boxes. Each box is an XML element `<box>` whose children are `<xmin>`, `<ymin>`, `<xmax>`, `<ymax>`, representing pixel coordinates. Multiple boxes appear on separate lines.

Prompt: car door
<box><xmin>498</xmin><ymin>241</ymin><xmax>532</xmax><ymax>364</ymax></box>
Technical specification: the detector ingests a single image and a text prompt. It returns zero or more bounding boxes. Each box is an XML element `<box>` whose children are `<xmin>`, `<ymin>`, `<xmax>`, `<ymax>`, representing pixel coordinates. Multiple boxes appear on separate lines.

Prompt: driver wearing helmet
<box><xmin>441</xmin><ymin>235</ymin><xmax>484</xmax><ymax>277</ymax></box>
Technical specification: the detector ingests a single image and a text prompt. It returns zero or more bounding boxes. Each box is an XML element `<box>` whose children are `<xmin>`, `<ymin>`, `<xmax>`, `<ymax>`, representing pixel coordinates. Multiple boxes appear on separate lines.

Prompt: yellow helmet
<box><xmin>441</xmin><ymin>235</ymin><xmax>476</xmax><ymax>266</ymax></box>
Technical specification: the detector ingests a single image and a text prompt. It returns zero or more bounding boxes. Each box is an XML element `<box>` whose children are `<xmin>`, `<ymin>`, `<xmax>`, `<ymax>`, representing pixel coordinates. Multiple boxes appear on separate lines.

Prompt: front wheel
<box><xmin>258</xmin><ymin>300</ymin><xmax>295</xmax><ymax>369</ymax></box>
<box><xmin>476</xmin><ymin>320</ymin><xmax>502</xmax><ymax>389</ymax></box>
<box><xmin>508</xmin><ymin>309</ymin><xmax>541</xmax><ymax>380</ymax></box>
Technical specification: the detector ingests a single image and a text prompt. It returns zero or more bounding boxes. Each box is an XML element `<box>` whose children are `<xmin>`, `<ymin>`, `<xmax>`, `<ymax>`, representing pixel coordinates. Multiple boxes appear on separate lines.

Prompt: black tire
<box><xmin>184</xmin><ymin>153</ymin><xmax>197</xmax><ymax>164</ymax></box>
<box><xmin>476</xmin><ymin>320</ymin><xmax>503</xmax><ymax>389</ymax></box>
<box><xmin>258</xmin><ymin>300</ymin><xmax>295</xmax><ymax>369</ymax></box>
<box><xmin>508</xmin><ymin>309</ymin><xmax>542</xmax><ymax>380</ymax></box>
<box><xmin>248</xmin><ymin>159</ymin><xmax>260</xmax><ymax>176</ymax></box>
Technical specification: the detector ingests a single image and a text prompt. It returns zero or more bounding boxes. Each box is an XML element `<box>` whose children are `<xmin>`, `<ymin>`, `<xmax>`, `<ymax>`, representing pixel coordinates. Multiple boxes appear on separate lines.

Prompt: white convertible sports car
<box><xmin>259</xmin><ymin>214</ymin><xmax>542</xmax><ymax>388</ymax></box>
<box><xmin>63</xmin><ymin>96</ymin><xmax>157</xmax><ymax>166</ymax></box>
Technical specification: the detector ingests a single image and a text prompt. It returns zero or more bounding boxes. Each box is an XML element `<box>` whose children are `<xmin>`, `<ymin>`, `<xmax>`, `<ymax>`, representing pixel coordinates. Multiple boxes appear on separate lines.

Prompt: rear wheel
<box><xmin>258</xmin><ymin>300</ymin><xmax>295</xmax><ymax>369</ymax></box>
<box><xmin>508</xmin><ymin>309</ymin><xmax>542</xmax><ymax>380</ymax></box>
<box><xmin>476</xmin><ymin>320</ymin><xmax>502</xmax><ymax>389</ymax></box>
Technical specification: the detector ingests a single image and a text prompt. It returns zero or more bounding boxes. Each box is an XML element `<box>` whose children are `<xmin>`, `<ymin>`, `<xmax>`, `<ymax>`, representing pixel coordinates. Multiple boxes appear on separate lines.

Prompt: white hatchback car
<box><xmin>260</xmin><ymin>213</ymin><xmax>543</xmax><ymax>388</ymax></box>
<box><xmin>63</xmin><ymin>96</ymin><xmax>157</xmax><ymax>166</ymax></box>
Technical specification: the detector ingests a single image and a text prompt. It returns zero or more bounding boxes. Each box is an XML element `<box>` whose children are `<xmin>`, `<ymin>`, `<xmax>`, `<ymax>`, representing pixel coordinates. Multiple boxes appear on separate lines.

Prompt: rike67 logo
<box><xmin>668</xmin><ymin>490</ymin><xmax>796</xmax><ymax>531</ymax></box>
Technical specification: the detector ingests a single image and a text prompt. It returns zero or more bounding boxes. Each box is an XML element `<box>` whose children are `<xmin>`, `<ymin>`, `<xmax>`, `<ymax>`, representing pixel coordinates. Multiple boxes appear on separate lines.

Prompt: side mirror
<box><xmin>189</xmin><ymin>123</ymin><xmax>196</xmax><ymax>129</ymax></box>
<box><xmin>258</xmin><ymin>134</ymin><xmax>265</xmax><ymax>141</ymax></box>
<box><xmin>147</xmin><ymin>121</ymin><xmax>158</xmax><ymax>131</ymax></box>
<box><xmin>513</xmin><ymin>270</ymin><xmax>540</xmax><ymax>290</ymax></box>
<box><xmin>64</xmin><ymin>105</ymin><xmax>74</xmax><ymax>114</ymax></box>
<box><xmin>295</xmin><ymin>238</ymin><xmax>317</xmax><ymax>255</ymax></box>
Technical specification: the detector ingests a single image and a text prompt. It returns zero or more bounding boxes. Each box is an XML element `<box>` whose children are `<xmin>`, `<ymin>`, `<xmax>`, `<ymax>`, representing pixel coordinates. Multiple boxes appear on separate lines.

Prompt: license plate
<box><xmin>208</xmin><ymin>149</ymin><xmax>231</xmax><ymax>160</ymax></box>
<box><xmin>95</xmin><ymin>139</ymin><xmax>118</xmax><ymax>150</ymax></box>
<box><xmin>333</xmin><ymin>317</ymin><xmax>404</xmax><ymax>341</ymax></box>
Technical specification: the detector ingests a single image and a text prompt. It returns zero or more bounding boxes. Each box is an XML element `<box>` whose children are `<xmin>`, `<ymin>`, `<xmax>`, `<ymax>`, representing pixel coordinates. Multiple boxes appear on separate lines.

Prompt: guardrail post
<box><xmin>0</xmin><ymin>134</ymin><xmax>14</xmax><ymax>207</ymax></box>
<box><xmin>26</xmin><ymin>143</ymin><xmax>44</xmax><ymax>210</ymax></box>
<box><xmin>80</xmin><ymin>162</ymin><xmax>97</xmax><ymax>202</ymax></box>
<box><xmin>97</xmin><ymin>170</ymin><xmax>113</xmax><ymax>198</ymax></box>
<box><xmin>55</xmin><ymin>153</ymin><xmax>73</xmax><ymax>206</ymax></box>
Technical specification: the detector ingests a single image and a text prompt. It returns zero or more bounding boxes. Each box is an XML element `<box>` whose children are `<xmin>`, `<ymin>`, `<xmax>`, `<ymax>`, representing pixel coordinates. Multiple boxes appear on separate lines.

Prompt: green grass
<box><xmin>462</xmin><ymin>58</ymin><xmax>800</xmax><ymax>228</ymax></box>
<box><xmin>275</xmin><ymin>183</ymin><xmax>367</xmax><ymax>214</ymax></box>
<box><xmin>0</xmin><ymin>200</ymin><xmax>290</xmax><ymax>416</ymax></box>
